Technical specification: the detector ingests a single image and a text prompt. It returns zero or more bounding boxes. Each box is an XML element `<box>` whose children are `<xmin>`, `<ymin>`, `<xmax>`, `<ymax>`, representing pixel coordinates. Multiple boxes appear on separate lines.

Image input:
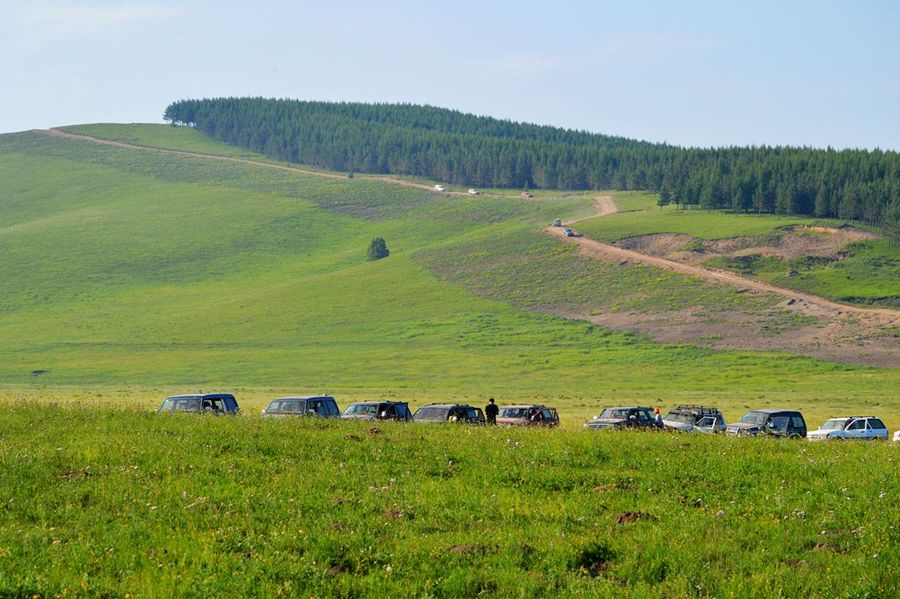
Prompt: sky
<box><xmin>2</xmin><ymin>0</ymin><xmax>899</xmax><ymax>150</ymax></box>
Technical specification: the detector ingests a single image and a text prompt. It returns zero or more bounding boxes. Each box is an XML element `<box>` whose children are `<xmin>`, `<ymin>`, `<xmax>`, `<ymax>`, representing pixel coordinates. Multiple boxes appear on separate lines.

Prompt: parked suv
<box><xmin>262</xmin><ymin>396</ymin><xmax>340</xmax><ymax>418</ymax></box>
<box><xmin>157</xmin><ymin>393</ymin><xmax>239</xmax><ymax>415</ymax></box>
<box><xmin>585</xmin><ymin>406</ymin><xmax>660</xmax><ymax>430</ymax></box>
<box><xmin>807</xmin><ymin>417</ymin><xmax>888</xmax><ymax>441</ymax></box>
<box><xmin>342</xmin><ymin>401</ymin><xmax>413</xmax><ymax>421</ymax></box>
<box><xmin>726</xmin><ymin>409</ymin><xmax>807</xmax><ymax>438</ymax></box>
<box><xmin>412</xmin><ymin>404</ymin><xmax>485</xmax><ymax>424</ymax></box>
<box><xmin>496</xmin><ymin>405</ymin><xmax>559</xmax><ymax>427</ymax></box>
<box><xmin>663</xmin><ymin>405</ymin><xmax>726</xmax><ymax>433</ymax></box>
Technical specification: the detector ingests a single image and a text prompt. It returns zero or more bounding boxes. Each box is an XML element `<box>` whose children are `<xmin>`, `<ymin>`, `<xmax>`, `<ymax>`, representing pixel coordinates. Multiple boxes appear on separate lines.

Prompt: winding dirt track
<box><xmin>36</xmin><ymin>129</ymin><xmax>473</xmax><ymax>196</ymax></box>
<box><xmin>546</xmin><ymin>196</ymin><xmax>899</xmax><ymax>325</ymax></box>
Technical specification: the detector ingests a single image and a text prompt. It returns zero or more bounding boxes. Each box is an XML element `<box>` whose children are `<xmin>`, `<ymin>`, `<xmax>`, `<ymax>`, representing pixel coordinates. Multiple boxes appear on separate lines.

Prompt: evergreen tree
<box><xmin>162</xmin><ymin>98</ymin><xmax>900</xmax><ymax>235</ymax></box>
<box><xmin>367</xmin><ymin>237</ymin><xmax>389</xmax><ymax>261</ymax></box>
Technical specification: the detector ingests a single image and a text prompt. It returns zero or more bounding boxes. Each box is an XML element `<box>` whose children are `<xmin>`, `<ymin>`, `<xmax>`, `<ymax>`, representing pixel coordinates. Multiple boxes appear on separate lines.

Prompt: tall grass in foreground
<box><xmin>0</xmin><ymin>405</ymin><xmax>896</xmax><ymax>597</ymax></box>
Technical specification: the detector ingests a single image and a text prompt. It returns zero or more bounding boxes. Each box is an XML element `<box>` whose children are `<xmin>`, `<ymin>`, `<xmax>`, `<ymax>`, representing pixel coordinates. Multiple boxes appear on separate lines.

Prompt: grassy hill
<box><xmin>1</xmin><ymin>124</ymin><xmax>898</xmax><ymax>596</ymax></box>
<box><xmin>0</xmin><ymin>125</ymin><xmax>895</xmax><ymax>422</ymax></box>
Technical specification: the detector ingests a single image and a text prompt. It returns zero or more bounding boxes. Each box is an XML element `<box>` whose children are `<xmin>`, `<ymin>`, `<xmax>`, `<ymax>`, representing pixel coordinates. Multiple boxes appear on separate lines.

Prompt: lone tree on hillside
<box><xmin>367</xmin><ymin>237</ymin><xmax>389</xmax><ymax>261</ymax></box>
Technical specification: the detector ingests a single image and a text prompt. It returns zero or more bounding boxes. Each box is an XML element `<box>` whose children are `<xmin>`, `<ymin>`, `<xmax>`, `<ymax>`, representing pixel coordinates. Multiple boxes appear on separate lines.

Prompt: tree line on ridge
<box><xmin>163</xmin><ymin>98</ymin><xmax>900</xmax><ymax>243</ymax></box>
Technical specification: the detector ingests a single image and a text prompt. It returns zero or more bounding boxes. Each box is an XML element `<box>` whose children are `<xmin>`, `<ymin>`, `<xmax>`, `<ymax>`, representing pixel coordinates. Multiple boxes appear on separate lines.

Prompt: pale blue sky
<box><xmin>2</xmin><ymin>1</ymin><xmax>898</xmax><ymax>149</ymax></box>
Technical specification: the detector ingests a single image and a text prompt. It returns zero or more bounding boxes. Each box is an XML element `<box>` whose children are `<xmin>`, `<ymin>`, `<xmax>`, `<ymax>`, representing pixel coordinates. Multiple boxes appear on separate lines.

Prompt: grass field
<box><xmin>577</xmin><ymin>205</ymin><xmax>828</xmax><ymax>242</ymax></box>
<box><xmin>1</xmin><ymin>124</ymin><xmax>898</xmax><ymax>595</ymax></box>
<box><xmin>0</xmin><ymin>405</ymin><xmax>897</xmax><ymax>597</ymax></box>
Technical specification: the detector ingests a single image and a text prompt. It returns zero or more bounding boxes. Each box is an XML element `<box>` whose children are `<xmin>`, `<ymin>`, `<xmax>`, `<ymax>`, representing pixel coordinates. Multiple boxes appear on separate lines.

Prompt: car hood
<box><xmin>663</xmin><ymin>420</ymin><xmax>693</xmax><ymax>431</ymax></box>
<box><xmin>585</xmin><ymin>418</ymin><xmax>626</xmax><ymax>428</ymax></box>
<box><xmin>726</xmin><ymin>422</ymin><xmax>759</xmax><ymax>434</ymax></box>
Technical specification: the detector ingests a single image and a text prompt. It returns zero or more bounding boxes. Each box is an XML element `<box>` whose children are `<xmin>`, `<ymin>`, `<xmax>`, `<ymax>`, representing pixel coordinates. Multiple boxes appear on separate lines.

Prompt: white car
<box><xmin>894</xmin><ymin>429</ymin><xmax>900</xmax><ymax>443</ymax></box>
<box><xmin>433</xmin><ymin>184</ymin><xmax>445</xmax><ymax>192</ymax></box>
<box><xmin>467</xmin><ymin>188</ymin><xmax>480</xmax><ymax>196</ymax></box>
<box><xmin>807</xmin><ymin>416</ymin><xmax>888</xmax><ymax>441</ymax></box>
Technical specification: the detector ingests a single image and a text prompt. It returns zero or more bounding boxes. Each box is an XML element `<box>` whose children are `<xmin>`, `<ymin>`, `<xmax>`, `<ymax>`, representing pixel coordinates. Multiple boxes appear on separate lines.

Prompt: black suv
<box><xmin>157</xmin><ymin>393</ymin><xmax>240</xmax><ymax>415</ymax></box>
<box><xmin>261</xmin><ymin>396</ymin><xmax>341</xmax><ymax>418</ymax></box>
<box><xmin>585</xmin><ymin>406</ymin><xmax>660</xmax><ymax>430</ymax></box>
<box><xmin>726</xmin><ymin>409</ymin><xmax>807</xmax><ymax>438</ymax></box>
<box><xmin>412</xmin><ymin>404</ymin><xmax>486</xmax><ymax>424</ymax></box>
<box><xmin>342</xmin><ymin>401</ymin><xmax>413</xmax><ymax>421</ymax></box>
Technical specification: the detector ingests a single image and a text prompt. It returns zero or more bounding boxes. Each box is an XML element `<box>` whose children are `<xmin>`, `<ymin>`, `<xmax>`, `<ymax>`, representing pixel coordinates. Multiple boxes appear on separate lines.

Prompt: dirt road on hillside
<box><xmin>544</xmin><ymin>196</ymin><xmax>899</xmax><ymax>366</ymax></box>
<box><xmin>36</xmin><ymin>129</ymin><xmax>473</xmax><ymax>196</ymax></box>
<box><xmin>549</xmin><ymin>196</ymin><xmax>899</xmax><ymax>323</ymax></box>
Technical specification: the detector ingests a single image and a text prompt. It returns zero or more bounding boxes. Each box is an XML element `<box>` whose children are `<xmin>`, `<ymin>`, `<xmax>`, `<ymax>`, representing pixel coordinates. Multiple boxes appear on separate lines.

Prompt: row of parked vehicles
<box><xmin>585</xmin><ymin>404</ymin><xmax>895</xmax><ymax>441</ymax></box>
<box><xmin>156</xmin><ymin>394</ymin><xmax>898</xmax><ymax>441</ymax></box>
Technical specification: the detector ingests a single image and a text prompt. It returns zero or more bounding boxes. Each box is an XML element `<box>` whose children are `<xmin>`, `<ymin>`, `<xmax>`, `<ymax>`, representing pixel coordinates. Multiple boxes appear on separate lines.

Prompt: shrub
<box><xmin>367</xmin><ymin>237</ymin><xmax>389</xmax><ymax>261</ymax></box>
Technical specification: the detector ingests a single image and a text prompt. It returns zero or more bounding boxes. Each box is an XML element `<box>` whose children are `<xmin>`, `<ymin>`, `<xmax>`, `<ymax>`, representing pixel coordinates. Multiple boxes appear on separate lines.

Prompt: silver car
<box><xmin>807</xmin><ymin>417</ymin><xmax>888</xmax><ymax>441</ymax></box>
<box><xmin>662</xmin><ymin>405</ymin><xmax>726</xmax><ymax>433</ymax></box>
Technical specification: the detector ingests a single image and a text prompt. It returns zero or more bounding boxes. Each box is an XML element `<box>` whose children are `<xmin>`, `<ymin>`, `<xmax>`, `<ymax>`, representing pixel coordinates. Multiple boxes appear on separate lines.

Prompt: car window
<box><xmin>541</xmin><ymin>409</ymin><xmax>553</xmax><ymax>420</ymax></box>
<box><xmin>768</xmin><ymin>416</ymin><xmax>789</xmax><ymax>430</ymax></box>
<box><xmin>637</xmin><ymin>411</ymin><xmax>650</xmax><ymax>422</ymax></box>
<box><xmin>741</xmin><ymin>411</ymin><xmax>768</xmax><ymax>426</ymax></box>
<box><xmin>790</xmin><ymin>416</ymin><xmax>804</xmax><ymax>429</ymax></box>
<box><xmin>868</xmin><ymin>418</ymin><xmax>886</xmax><ymax>430</ymax></box>
<box><xmin>600</xmin><ymin>408</ymin><xmax>629</xmax><ymax>419</ymax></box>
<box><xmin>414</xmin><ymin>406</ymin><xmax>448</xmax><ymax>420</ymax></box>
<box><xmin>696</xmin><ymin>417</ymin><xmax>713</xmax><ymax>427</ymax></box>
<box><xmin>848</xmin><ymin>419</ymin><xmax>866</xmax><ymax>430</ymax></box>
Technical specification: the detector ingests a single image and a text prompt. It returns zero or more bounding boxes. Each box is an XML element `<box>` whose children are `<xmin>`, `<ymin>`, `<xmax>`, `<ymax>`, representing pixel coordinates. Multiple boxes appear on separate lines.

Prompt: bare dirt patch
<box><xmin>615</xmin><ymin>233</ymin><xmax>693</xmax><ymax>256</ymax></box>
<box><xmin>618</xmin><ymin>226</ymin><xmax>880</xmax><ymax>267</ymax></box>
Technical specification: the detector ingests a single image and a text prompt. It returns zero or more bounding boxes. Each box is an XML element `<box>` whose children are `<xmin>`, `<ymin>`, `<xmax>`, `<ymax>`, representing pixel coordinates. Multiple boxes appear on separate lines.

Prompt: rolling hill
<box><xmin>0</xmin><ymin>124</ymin><xmax>897</xmax><ymax>423</ymax></box>
<box><xmin>1</xmin><ymin>123</ymin><xmax>898</xmax><ymax>597</ymax></box>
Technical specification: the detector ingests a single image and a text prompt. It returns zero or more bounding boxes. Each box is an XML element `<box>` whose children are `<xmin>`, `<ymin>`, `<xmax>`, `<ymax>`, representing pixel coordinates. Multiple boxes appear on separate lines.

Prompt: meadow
<box><xmin>1</xmin><ymin>124</ymin><xmax>898</xmax><ymax>596</ymax></box>
<box><xmin>0</xmin><ymin>405</ymin><xmax>897</xmax><ymax>597</ymax></box>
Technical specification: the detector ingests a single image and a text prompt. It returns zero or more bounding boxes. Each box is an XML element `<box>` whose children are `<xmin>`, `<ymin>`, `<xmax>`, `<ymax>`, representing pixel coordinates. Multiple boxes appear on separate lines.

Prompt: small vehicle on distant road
<box><xmin>894</xmin><ymin>430</ymin><xmax>900</xmax><ymax>443</ymax></box>
<box><xmin>413</xmin><ymin>404</ymin><xmax>485</xmax><ymax>424</ymax></box>
<box><xmin>563</xmin><ymin>227</ymin><xmax>576</xmax><ymax>237</ymax></box>
<box><xmin>157</xmin><ymin>393</ymin><xmax>240</xmax><ymax>415</ymax></box>
<box><xmin>468</xmin><ymin>188</ymin><xmax>480</xmax><ymax>196</ymax></box>
<box><xmin>807</xmin><ymin>416</ymin><xmax>888</xmax><ymax>441</ymax></box>
<box><xmin>496</xmin><ymin>405</ymin><xmax>559</xmax><ymax>427</ymax></box>
<box><xmin>552</xmin><ymin>219</ymin><xmax>563</xmax><ymax>227</ymax></box>
<box><xmin>342</xmin><ymin>401</ymin><xmax>413</xmax><ymax>421</ymax></box>
<box><xmin>433</xmin><ymin>184</ymin><xmax>445</xmax><ymax>192</ymax></box>
<box><xmin>663</xmin><ymin>405</ymin><xmax>726</xmax><ymax>433</ymax></box>
<box><xmin>262</xmin><ymin>396</ymin><xmax>340</xmax><ymax>418</ymax></box>
<box><xmin>726</xmin><ymin>409</ymin><xmax>807</xmax><ymax>438</ymax></box>
<box><xmin>585</xmin><ymin>407</ymin><xmax>660</xmax><ymax>430</ymax></box>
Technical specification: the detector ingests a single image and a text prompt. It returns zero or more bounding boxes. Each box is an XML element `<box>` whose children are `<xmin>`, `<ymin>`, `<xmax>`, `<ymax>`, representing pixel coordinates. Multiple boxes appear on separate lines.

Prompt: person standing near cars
<box><xmin>654</xmin><ymin>407</ymin><xmax>664</xmax><ymax>427</ymax></box>
<box><xmin>485</xmin><ymin>398</ymin><xmax>499</xmax><ymax>425</ymax></box>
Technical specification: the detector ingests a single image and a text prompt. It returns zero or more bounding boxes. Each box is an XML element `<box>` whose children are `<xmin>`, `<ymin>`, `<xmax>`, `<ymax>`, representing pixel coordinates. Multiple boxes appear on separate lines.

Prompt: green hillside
<box><xmin>1</xmin><ymin>124</ymin><xmax>898</xmax><ymax>597</ymax></box>
<box><xmin>0</xmin><ymin>125</ymin><xmax>897</xmax><ymax>423</ymax></box>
